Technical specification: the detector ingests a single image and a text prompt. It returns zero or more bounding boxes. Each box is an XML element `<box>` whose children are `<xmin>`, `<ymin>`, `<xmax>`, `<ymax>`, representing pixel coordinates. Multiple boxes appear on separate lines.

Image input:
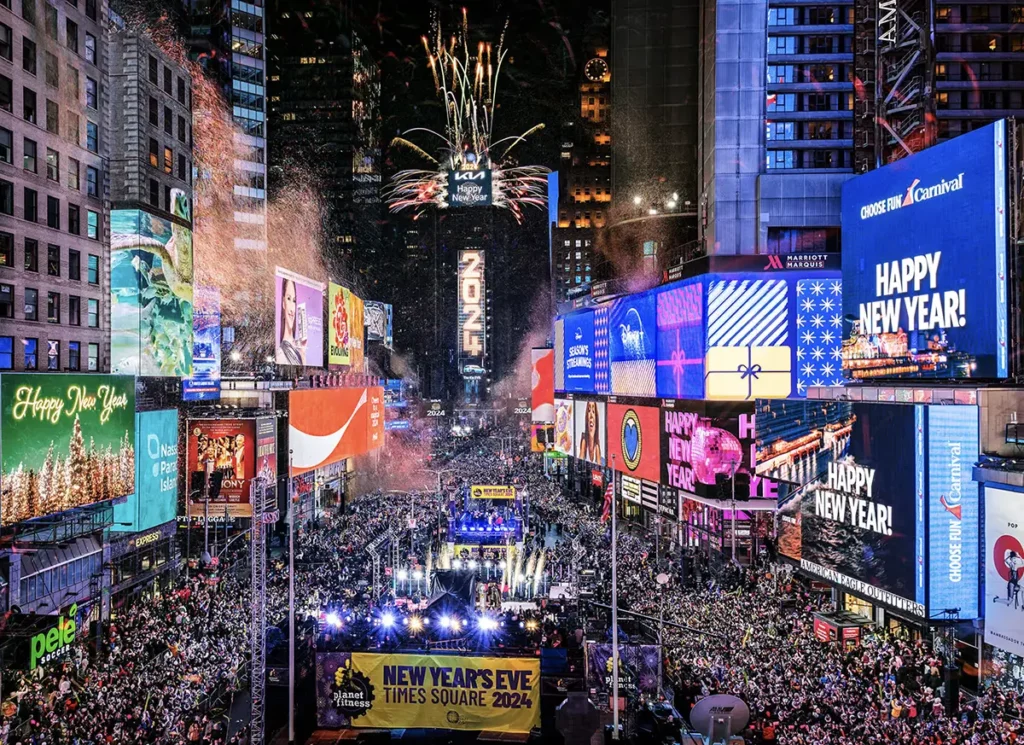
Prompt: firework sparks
<box><xmin>384</xmin><ymin>12</ymin><xmax>549</xmax><ymax>223</ymax></box>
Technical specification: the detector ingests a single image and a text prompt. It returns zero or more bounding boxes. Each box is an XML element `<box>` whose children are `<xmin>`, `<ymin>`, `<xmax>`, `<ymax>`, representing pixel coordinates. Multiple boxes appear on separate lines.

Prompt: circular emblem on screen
<box><xmin>447</xmin><ymin>710</ymin><xmax>461</xmax><ymax>724</ymax></box>
<box><xmin>620</xmin><ymin>409</ymin><xmax>642</xmax><ymax>471</ymax></box>
<box><xmin>472</xmin><ymin>487</ymin><xmax>483</xmax><ymax>498</ymax></box>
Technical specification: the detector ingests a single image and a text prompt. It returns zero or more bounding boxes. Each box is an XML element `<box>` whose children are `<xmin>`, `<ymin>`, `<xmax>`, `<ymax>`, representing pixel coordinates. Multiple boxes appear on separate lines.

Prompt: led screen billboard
<box><xmin>553</xmin><ymin>319</ymin><xmax>565</xmax><ymax>391</ymax></box>
<box><xmin>927</xmin><ymin>406</ymin><xmax>979</xmax><ymax>618</ymax></box>
<box><xmin>1</xmin><ymin>374</ymin><xmax>136</xmax><ymax>526</ymax></box>
<box><xmin>841</xmin><ymin>119</ymin><xmax>1008</xmax><ymax>380</ymax></box>
<box><xmin>364</xmin><ymin>301</ymin><xmax>388</xmax><ymax>343</ymax></box>
<box><xmin>594</xmin><ymin>306</ymin><xmax>610</xmax><ymax>394</ymax></box>
<box><xmin>182</xmin><ymin>286</ymin><xmax>221</xmax><ymax>401</ymax></box>
<box><xmin>114</xmin><ymin>409</ymin><xmax>178</xmax><ymax>533</ymax></box>
<box><xmin>328</xmin><ymin>282</ymin><xmax>351</xmax><ymax>366</ymax></box>
<box><xmin>985</xmin><ymin>487</ymin><xmax>1024</xmax><ymax>657</ymax></box>
<box><xmin>348</xmin><ymin>292</ymin><xmax>365</xmax><ymax>372</ymax></box>
<box><xmin>553</xmin><ymin>398</ymin><xmax>574</xmax><ymax>455</ymax></box>
<box><xmin>276</xmin><ymin>267</ymin><xmax>324</xmax><ymax>367</ymax></box>
<box><xmin>573</xmin><ymin>399</ymin><xmax>606</xmax><ymax>466</ymax></box>
<box><xmin>607</xmin><ymin>403</ymin><xmax>660</xmax><ymax>483</ymax></box>
<box><xmin>367</xmin><ymin>386</ymin><xmax>385</xmax><ymax>450</ymax></box>
<box><xmin>448</xmin><ymin>169</ymin><xmax>493</xmax><ymax>207</ymax></box>
<box><xmin>655</xmin><ymin>279</ymin><xmax>705</xmax><ymax>399</ymax></box>
<box><xmin>187</xmin><ymin>419</ymin><xmax>256</xmax><ymax>518</ymax></box>
<box><xmin>531</xmin><ymin>348</ymin><xmax>554</xmax><ymax>423</ymax></box>
<box><xmin>609</xmin><ymin>292</ymin><xmax>657</xmax><ymax>396</ymax></box>
<box><xmin>458</xmin><ymin>250</ymin><xmax>486</xmax><ymax>376</ymax></box>
<box><xmin>289</xmin><ymin>387</ymin><xmax>371</xmax><ymax>476</ymax></box>
<box><xmin>110</xmin><ymin>207</ymin><xmax>194</xmax><ymax>376</ymax></box>
<box><xmin>256</xmin><ymin>416</ymin><xmax>277</xmax><ymax>487</ymax></box>
<box><xmin>563</xmin><ymin>310</ymin><xmax>596</xmax><ymax>393</ymax></box>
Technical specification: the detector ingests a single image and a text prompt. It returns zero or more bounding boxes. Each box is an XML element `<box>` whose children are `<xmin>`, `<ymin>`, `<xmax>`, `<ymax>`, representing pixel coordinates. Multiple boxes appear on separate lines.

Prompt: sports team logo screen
<box><xmin>609</xmin><ymin>292</ymin><xmax>657</xmax><ymax>396</ymax></box>
<box><xmin>607</xmin><ymin>403</ymin><xmax>660</xmax><ymax>482</ymax></box>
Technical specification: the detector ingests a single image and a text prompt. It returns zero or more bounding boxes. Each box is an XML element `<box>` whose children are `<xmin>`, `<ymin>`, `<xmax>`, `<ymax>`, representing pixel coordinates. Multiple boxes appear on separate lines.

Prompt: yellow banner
<box><xmin>324</xmin><ymin>653</ymin><xmax>539</xmax><ymax>732</ymax></box>
<box><xmin>470</xmin><ymin>485</ymin><xmax>516</xmax><ymax>500</ymax></box>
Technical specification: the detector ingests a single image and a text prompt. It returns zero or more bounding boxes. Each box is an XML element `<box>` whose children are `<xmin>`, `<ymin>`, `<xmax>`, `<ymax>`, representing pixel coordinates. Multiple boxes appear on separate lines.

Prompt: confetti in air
<box><xmin>384</xmin><ymin>11</ymin><xmax>549</xmax><ymax>223</ymax></box>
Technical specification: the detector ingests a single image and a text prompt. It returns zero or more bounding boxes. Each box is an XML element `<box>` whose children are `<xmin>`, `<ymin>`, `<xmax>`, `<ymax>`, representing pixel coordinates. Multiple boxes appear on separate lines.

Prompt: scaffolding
<box><xmin>249</xmin><ymin>476</ymin><xmax>274</xmax><ymax>745</ymax></box>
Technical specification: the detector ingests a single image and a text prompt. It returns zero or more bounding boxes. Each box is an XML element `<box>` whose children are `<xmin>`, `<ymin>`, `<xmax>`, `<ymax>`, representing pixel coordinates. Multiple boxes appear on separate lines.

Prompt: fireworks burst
<box><xmin>385</xmin><ymin>12</ymin><xmax>549</xmax><ymax>223</ymax></box>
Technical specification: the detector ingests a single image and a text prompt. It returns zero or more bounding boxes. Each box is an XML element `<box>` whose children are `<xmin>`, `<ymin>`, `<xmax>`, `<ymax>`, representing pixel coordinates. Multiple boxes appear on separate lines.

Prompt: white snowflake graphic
<box><xmin>829</xmin><ymin>281</ymin><xmax>842</xmax><ymax>295</ymax></box>
<box><xmin>821</xmin><ymin>362</ymin><xmax>835</xmax><ymax>377</ymax></box>
<box><xmin>801</xmin><ymin>330</ymin><xmax>816</xmax><ymax>345</ymax></box>
<box><xmin>801</xmin><ymin>363</ymin><xmax>816</xmax><ymax>377</ymax></box>
<box><xmin>810</xmin><ymin>281</ymin><xmax>825</xmax><ymax>295</ymax></box>
<box><xmin>801</xmin><ymin>297</ymin><xmax>815</xmax><ymax>313</ymax></box>
<box><xmin>820</xmin><ymin>297</ymin><xmax>835</xmax><ymax>313</ymax></box>
<box><xmin>811</xmin><ymin>314</ymin><xmax>825</xmax><ymax>328</ymax></box>
<box><xmin>830</xmin><ymin>314</ymin><xmax>843</xmax><ymax>328</ymax></box>
<box><xmin>811</xmin><ymin>347</ymin><xmax>825</xmax><ymax>361</ymax></box>
<box><xmin>820</xmin><ymin>330</ymin><xmax>835</xmax><ymax>345</ymax></box>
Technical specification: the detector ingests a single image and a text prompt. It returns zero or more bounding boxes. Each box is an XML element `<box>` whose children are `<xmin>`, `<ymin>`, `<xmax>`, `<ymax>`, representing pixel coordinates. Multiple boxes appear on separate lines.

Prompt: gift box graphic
<box><xmin>705</xmin><ymin>346</ymin><xmax>792</xmax><ymax>400</ymax></box>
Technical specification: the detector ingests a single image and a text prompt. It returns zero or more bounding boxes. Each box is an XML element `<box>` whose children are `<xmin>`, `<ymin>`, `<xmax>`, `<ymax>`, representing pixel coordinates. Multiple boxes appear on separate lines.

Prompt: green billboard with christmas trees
<box><xmin>0</xmin><ymin>374</ymin><xmax>136</xmax><ymax>526</ymax></box>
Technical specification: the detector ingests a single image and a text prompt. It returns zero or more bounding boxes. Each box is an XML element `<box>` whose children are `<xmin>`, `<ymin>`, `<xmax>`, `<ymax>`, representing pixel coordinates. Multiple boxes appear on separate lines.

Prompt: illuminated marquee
<box><xmin>458</xmin><ymin>250</ymin><xmax>486</xmax><ymax>372</ymax></box>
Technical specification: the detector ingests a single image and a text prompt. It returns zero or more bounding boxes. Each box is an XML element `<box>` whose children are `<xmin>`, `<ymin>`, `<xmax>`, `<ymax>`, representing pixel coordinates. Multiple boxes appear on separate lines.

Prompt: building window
<box><xmin>0</xmin><ymin>337</ymin><xmax>11</xmax><ymax>370</ymax></box>
<box><xmin>767</xmin><ymin>121</ymin><xmax>795</xmax><ymax>141</ymax></box>
<box><xmin>0</xmin><ymin>74</ymin><xmax>10</xmax><ymax>110</ymax></box>
<box><xmin>45</xmin><ymin>98</ymin><xmax>58</xmax><ymax>133</ymax></box>
<box><xmin>807</xmin><ymin>36</ymin><xmax>833</xmax><ymax>54</ymax></box>
<box><xmin>85</xmin><ymin>77</ymin><xmax>97</xmax><ymax>109</ymax></box>
<box><xmin>807</xmin><ymin>121</ymin><xmax>835</xmax><ymax>139</ymax></box>
<box><xmin>86</xmin><ymin>165</ymin><xmax>98</xmax><ymax>196</ymax></box>
<box><xmin>24</xmin><ymin>338</ymin><xmax>38</xmax><ymax>369</ymax></box>
<box><xmin>0</xmin><ymin>127</ymin><xmax>10</xmax><ymax>164</ymax></box>
<box><xmin>68</xmin><ymin>157</ymin><xmax>80</xmax><ymax>190</ymax></box>
<box><xmin>87</xmin><ymin>298</ymin><xmax>98</xmax><ymax>327</ymax></box>
<box><xmin>23</xmin><ymin>37</ymin><xmax>36</xmax><ymax>74</ymax></box>
<box><xmin>45</xmin><ymin>51</ymin><xmax>58</xmax><ymax>87</ymax></box>
<box><xmin>47</xmin><ymin>244</ymin><xmax>60</xmax><ymax>276</ymax></box>
<box><xmin>68</xmin><ymin>203</ymin><xmax>80</xmax><ymax>234</ymax></box>
<box><xmin>67</xmin><ymin>65</ymin><xmax>79</xmax><ymax>96</ymax></box>
<box><xmin>47</xmin><ymin>195</ymin><xmax>60</xmax><ymax>229</ymax></box>
<box><xmin>178</xmin><ymin>115</ymin><xmax>186</xmax><ymax>143</ymax></box>
<box><xmin>767</xmin><ymin>227</ymin><xmax>840</xmax><ymax>254</ymax></box>
<box><xmin>66</xmin><ymin>19</ymin><xmax>78</xmax><ymax>54</ymax></box>
<box><xmin>767</xmin><ymin>93</ymin><xmax>795</xmax><ymax>112</ymax></box>
<box><xmin>45</xmin><ymin>4</ymin><xmax>57</xmax><ymax>39</ymax></box>
<box><xmin>164</xmin><ymin>146</ymin><xmax>173</xmax><ymax>174</ymax></box>
<box><xmin>85</xmin><ymin>32</ymin><xmax>96</xmax><ymax>65</ymax></box>
<box><xmin>768</xmin><ymin>36</ymin><xmax>796</xmax><ymax>55</ymax></box>
<box><xmin>47</xmin><ymin>340</ymin><xmax>59</xmax><ymax>370</ymax></box>
<box><xmin>87</xmin><ymin>342</ymin><xmax>98</xmax><ymax>371</ymax></box>
<box><xmin>163</xmin><ymin>105</ymin><xmax>172</xmax><ymax>135</ymax></box>
<box><xmin>68</xmin><ymin>341</ymin><xmax>80</xmax><ymax>370</ymax></box>
<box><xmin>23</xmin><ymin>137</ymin><xmax>37</xmax><ymax>172</ymax></box>
<box><xmin>768</xmin><ymin>8</ymin><xmax>795</xmax><ymax>25</ymax></box>
<box><xmin>87</xmin><ymin>254</ymin><xmax>98</xmax><ymax>284</ymax></box>
<box><xmin>177</xmin><ymin>77</ymin><xmax>185</xmax><ymax>104</ymax></box>
<box><xmin>148</xmin><ymin>96</ymin><xmax>158</xmax><ymax>125</ymax></box>
<box><xmin>0</xmin><ymin>284</ymin><xmax>12</xmax><ymax>318</ymax></box>
<box><xmin>766</xmin><ymin>150</ymin><xmax>796</xmax><ymax>169</ymax></box>
<box><xmin>163</xmin><ymin>67</ymin><xmax>171</xmax><ymax>94</ymax></box>
<box><xmin>47</xmin><ymin>291</ymin><xmax>60</xmax><ymax>323</ymax></box>
<box><xmin>69</xmin><ymin>249</ymin><xmax>80</xmax><ymax>280</ymax></box>
<box><xmin>65</xmin><ymin>111</ymin><xmax>78</xmax><ymax>142</ymax></box>
<box><xmin>24</xmin><ymin>239</ymin><xmax>37</xmax><ymax>271</ymax></box>
<box><xmin>86</xmin><ymin>210</ymin><xmax>98</xmax><ymax>239</ymax></box>
<box><xmin>767</xmin><ymin>64</ymin><xmax>794</xmax><ymax>83</ymax></box>
<box><xmin>0</xmin><ymin>23</ymin><xmax>11</xmax><ymax>62</ymax></box>
<box><xmin>21</xmin><ymin>0</ymin><xmax>34</xmax><ymax>25</ymax></box>
<box><xmin>178</xmin><ymin>153</ymin><xmax>186</xmax><ymax>180</ymax></box>
<box><xmin>0</xmin><ymin>231</ymin><xmax>10</xmax><ymax>266</ymax></box>
<box><xmin>86</xmin><ymin>121</ymin><xmax>98</xmax><ymax>152</ymax></box>
<box><xmin>0</xmin><ymin>180</ymin><xmax>11</xmax><ymax>215</ymax></box>
<box><xmin>46</xmin><ymin>147</ymin><xmax>58</xmax><ymax>180</ymax></box>
<box><xmin>149</xmin><ymin>137</ymin><xmax>159</xmax><ymax>167</ymax></box>
<box><xmin>148</xmin><ymin>55</ymin><xmax>158</xmax><ymax>84</ymax></box>
<box><xmin>24</xmin><ymin>187</ymin><xmax>37</xmax><ymax>221</ymax></box>
<box><xmin>24</xmin><ymin>287</ymin><xmax>37</xmax><ymax>320</ymax></box>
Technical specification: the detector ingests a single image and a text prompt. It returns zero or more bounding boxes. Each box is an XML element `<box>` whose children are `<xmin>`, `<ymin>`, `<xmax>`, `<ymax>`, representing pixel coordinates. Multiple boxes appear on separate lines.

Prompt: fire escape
<box><xmin>853</xmin><ymin>0</ymin><xmax>877</xmax><ymax>173</ymax></box>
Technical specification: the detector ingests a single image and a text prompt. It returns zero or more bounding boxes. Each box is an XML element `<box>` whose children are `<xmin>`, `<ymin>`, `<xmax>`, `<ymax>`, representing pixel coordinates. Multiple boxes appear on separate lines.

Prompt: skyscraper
<box><xmin>0</xmin><ymin>0</ymin><xmax>109</xmax><ymax>373</ymax></box>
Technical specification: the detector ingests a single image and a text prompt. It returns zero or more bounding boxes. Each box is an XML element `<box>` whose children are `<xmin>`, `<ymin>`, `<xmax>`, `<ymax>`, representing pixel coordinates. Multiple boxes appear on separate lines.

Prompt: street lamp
<box><xmin>610</xmin><ymin>453</ymin><xmax>620</xmax><ymax>740</ymax></box>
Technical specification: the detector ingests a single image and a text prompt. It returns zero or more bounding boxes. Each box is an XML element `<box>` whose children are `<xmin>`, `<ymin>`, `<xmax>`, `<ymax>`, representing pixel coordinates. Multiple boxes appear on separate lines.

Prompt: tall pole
<box><xmin>611</xmin><ymin>454</ymin><xmax>620</xmax><ymax>740</ymax></box>
<box><xmin>204</xmin><ymin>460</ymin><xmax>213</xmax><ymax>559</ymax></box>
<box><xmin>655</xmin><ymin>516</ymin><xmax>662</xmax><ymax>696</ymax></box>
<box><xmin>288</xmin><ymin>451</ymin><xmax>295</xmax><ymax>745</ymax></box>
<box><xmin>730</xmin><ymin>463</ymin><xmax>738</xmax><ymax>564</ymax></box>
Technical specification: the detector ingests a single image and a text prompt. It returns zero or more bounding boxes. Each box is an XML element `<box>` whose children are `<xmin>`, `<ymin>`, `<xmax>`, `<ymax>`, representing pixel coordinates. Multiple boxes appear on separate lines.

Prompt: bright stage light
<box><xmin>468</xmin><ymin>560</ymin><xmax>478</xmax><ymax>569</ymax></box>
<box><xmin>398</xmin><ymin>570</ymin><xmax>409</xmax><ymax>581</ymax></box>
<box><xmin>409</xmin><ymin>616</ymin><xmax>423</xmax><ymax>632</ymax></box>
<box><xmin>453</xmin><ymin>559</ymin><xmax>463</xmax><ymax>570</ymax></box>
<box><xmin>499</xmin><ymin>560</ymin><xmax>507</xmax><ymax>569</ymax></box>
<box><xmin>381</xmin><ymin>613</ymin><xmax>396</xmax><ymax>629</ymax></box>
<box><xmin>478</xmin><ymin>616</ymin><xmax>499</xmax><ymax>632</ymax></box>
<box><xmin>485</xmin><ymin>560</ymin><xmax>492</xmax><ymax>568</ymax></box>
<box><xmin>413</xmin><ymin>570</ymin><xmax>424</xmax><ymax>580</ymax></box>
<box><xmin>440</xmin><ymin>615</ymin><xmax>452</xmax><ymax>629</ymax></box>
<box><xmin>325</xmin><ymin>612</ymin><xmax>342</xmax><ymax>629</ymax></box>
<box><xmin>525</xmin><ymin>620</ymin><xmax>538</xmax><ymax>631</ymax></box>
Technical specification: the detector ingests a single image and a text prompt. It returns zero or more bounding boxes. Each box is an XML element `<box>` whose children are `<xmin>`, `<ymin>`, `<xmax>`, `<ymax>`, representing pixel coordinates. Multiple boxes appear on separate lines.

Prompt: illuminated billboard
<box><xmin>114</xmin><ymin>410</ymin><xmax>178</xmax><ymax>532</ymax></box>
<box><xmin>275</xmin><ymin>268</ymin><xmax>325</xmax><ymax>367</ymax></box>
<box><xmin>364</xmin><ymin>301</ymin><xmax>389</xmax><ymax>343</ymax></box>
<box><xmin>1</xmin><ymin>375</ymin><xmax>136</xmax><ymax>526</ymax></box>
<box><xmin>563</xmin><ymin>310</ymin><xmax>595</xmax><ymax>393</ymax></box>
<box><xmin>182</xmin><ymin>286</ymin><xmax>221</xmax><ymax>401</ymax></box>
<box><xmin>530</xmin><ymin>349</ymin><xmax>554</xmax><ymax>423</ymax></box>
<box><xmin>349</xmin><ymin>291</ymin><xmax>365</xmax><ymax>372</ymax></box>
<box><xmin>609</xmin><ymin>292</ymin><xmax>657</xmax><ymax>396</ymax></box>
<box><xmin>367</xmin><ymin>386</ymin><xmax>385</xmax><ymax>450</ymax></box>
<box><xmin>655</xmin><ymin>279</ymin><xmax>704</xmax><ymax>399</ymax></box>
<box><xmin>985</xmin><ymin>487</ymin><xmax>1024</xmax><ymax>656</ymax></box>
<box><xmin>187</xmin><ymin>419</ymin><xmax>257</xmax><ymax>518</ymax></box>
<box><xmin>328</xmin><ymin>283</ymin><xmax>350</xmax><ymax>366</ymax></box>
<box><xmin>110</xmin><ymin>207</ymin><xmax>194</xmax><ymax>376</ymax></box>
<box><xmin>448</xmin><ymin>169</ymin><xmax>493</xmax><ymax>207</ymax></box>
<box><xmin>841</xmin><ymin>119</ymin><xmax>1009</xmax><ymax>380</ymax></box>
<box><xmin>458</xmin><ymin>250</ymin><xmax>486</xmax><ymax>375</ymax></box>
<box><xmin>553</xmin><ymin>398</ymin><xmax>574</xmax><ymax>455</ymax></box>
<box><xmin>553</xmin><ymin>319</ymin><xmax>565</xmax><ymax>391</ymax></box>
<box><xmin>594</xmin><ymin>306</ymin><xmax>610</xmax><ymax>394</ymax></box>
<box><xmin>289</xmin><ymin>387</ymin><xmax>373</xmax><ymax>477</ymax></box>
<box><xmin>607</xmin><ymin>403</ymin><xmax>660</xmax><ymax>483</ymax></box>
<box><xmin>573</xmin><ymin>399</ymin><xmax>606</xmax><ymax>466</ymax></box>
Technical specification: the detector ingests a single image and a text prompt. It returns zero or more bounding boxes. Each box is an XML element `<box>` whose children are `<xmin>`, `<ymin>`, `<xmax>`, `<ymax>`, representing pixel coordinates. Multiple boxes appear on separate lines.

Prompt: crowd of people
<box><xmin>4</xmin><ymin>420</ymin><xmax>1024</xmax><ymax>745</ymax></box>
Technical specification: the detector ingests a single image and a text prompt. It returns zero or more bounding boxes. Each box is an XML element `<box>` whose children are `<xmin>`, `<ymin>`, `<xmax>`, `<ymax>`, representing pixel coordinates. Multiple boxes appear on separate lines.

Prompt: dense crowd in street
<box><xmin>4</xmin><ymin>421</ymin><xmax>1024</xmax><ymax>744</ymax></box>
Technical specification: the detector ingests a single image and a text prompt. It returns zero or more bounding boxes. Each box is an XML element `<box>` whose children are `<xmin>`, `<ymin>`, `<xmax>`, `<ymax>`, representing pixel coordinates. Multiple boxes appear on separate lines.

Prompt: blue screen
<box><xmin>114</xmin><ymin>410</ymin><xmax>179</xmax><ymax>533</ymax></box>
<box><xmin>609</xmin><ymin>291</ymin><xmax>657</xmax><ymax>396</ymax></box>
<box><xmin>563</xmin><ymin>310</ymin><xmax>596</xmax><ymax>393</ymax></box>
<box><xmin>182</xmin><ymin>288</ymin><xmax>221</xmax><ymax>401</ymax></box>
<box><xmin>841</xmin><ymin>120</ymin><xmax>1008</xmax><ymax>380</ymax></box>
<box><xmin>655</xmin><ymin>278</ymin><xmax>705</xmax><ymax>399</ymax></box>
<box><xmin>927</xmin><ymin>405</ymin><xmax>980</xmax><ymax>618</ymax></box>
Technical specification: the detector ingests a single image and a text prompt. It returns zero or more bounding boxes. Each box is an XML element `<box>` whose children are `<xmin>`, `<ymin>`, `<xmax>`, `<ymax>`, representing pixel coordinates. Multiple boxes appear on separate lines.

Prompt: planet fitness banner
<box><xmin>585</xmin><ymin>643</ymin><xmax>660</xmax><ymax>699</ymax></box>
<box><xmin>316</xmin><ymin>653</ymin><xmax>540</xmax><ymax>732</ymax></box>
